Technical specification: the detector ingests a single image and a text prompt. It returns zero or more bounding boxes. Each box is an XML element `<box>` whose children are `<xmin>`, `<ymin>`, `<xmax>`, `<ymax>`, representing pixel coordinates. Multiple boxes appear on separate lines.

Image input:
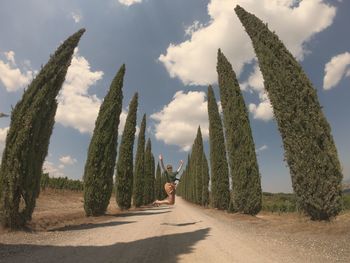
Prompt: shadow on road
<box><xmin>49</xmin><ymin>221</ymin><xmax>135</xmax><ymax>232</ymax></box>
<box><xmin>161</xmin><ymin>221</ymin><xmax>202</xmax><ymax>227</ymax></box>
<box><xmin>0</xmin><ymin>228</ymin><xmax>210</xmax><ymax>263</ymax></box>
<box><xmin>110</xmin><ymin>210</ymin><xmax>171</xmax><ymax>218</ymax></box>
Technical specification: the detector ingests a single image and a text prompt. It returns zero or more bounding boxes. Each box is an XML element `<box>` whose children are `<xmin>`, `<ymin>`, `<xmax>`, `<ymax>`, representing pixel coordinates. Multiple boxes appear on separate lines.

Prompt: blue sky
<box><xmin>0</xmin><ymin>0</ymin><xmax>349</xmax><ymax>193</ymax></box>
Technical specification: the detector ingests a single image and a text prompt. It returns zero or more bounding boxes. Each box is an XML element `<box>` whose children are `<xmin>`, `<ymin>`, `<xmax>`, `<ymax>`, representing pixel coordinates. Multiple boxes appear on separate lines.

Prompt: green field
<box><xmin>262</xmin><ymin>192</ymin><xmax>350</xmax><ymax>213</ymax></box>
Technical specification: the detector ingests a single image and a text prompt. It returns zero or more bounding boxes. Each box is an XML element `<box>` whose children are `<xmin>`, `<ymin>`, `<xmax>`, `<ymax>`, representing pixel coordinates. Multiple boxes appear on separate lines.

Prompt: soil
<box><xmin>0</xmin><ymin>189</ymin><xmax>349</xmax><ymax>262</ymax></box>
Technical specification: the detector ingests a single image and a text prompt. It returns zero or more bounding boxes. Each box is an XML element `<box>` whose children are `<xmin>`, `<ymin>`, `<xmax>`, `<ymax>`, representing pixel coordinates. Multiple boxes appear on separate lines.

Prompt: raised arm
<box><xmin>176</xmin><ymin>160</ymin><xmax>184</xmax><ymax>173</ymax></box>
<box><xmin>159</xmin><ymin>154</ymin><xmax>166</xmax><ymax>171</ymax></box>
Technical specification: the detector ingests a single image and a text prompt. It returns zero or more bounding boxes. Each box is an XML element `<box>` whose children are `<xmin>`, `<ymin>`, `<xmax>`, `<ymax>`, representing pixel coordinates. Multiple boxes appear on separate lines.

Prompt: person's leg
<box><xmin>153</xmin><ymin>191</ymin><xmax>175</xmax><ymax>205</ymax></box>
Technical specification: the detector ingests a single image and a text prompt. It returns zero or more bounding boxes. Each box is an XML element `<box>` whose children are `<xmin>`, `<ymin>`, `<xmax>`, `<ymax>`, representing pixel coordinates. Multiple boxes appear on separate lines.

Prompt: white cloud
<box><xmin>0</xmin><ymin>127</ymin><xmax>9</xmax><ymax>158</ymax></box>
<box><xmin>56</xmin><ymin>48</ymin><xmax>104</xmax><ymax>134</ymax></box>
<box><xmin>249</xmin><ymin>92</ymin><xmax>274</xmax><ymax>121</ymax></box>
<box><xmin>4</xmin><ymin>51</ymin><xmax>15</xmax><ymax>65</ymax></box>
<box><xmin>159</xmin><ymin>0</ymin><xmax>336</xmax><ymax>86</ymax></box>
<box><xmin>256</xmin><ymin>144</ymin><xmax>268</xmax><ymax>153</ymax></box>
<box><xmin>185</xmin><ymin>21</ymin><xmax>204</xmax><ymax>36</ymax></box>
<box><xmin>43</xmin><ymin>161</ymin><xmax>65</xmax><ymax>178</ymax></box>
<box><xmin>151</xmin><ymin>91</ymin><xmax>209</xmax><ymax>151</ymax></box>
<box><xmin>242</xmin><ymin>64</ymin><xmax>274</xmax><ymax>121</ymax></box>
<box><xmin>71</xmin><ymin>12</ymin><xmax>82</xmax><ymax>23</ymax></box>
<box><xmin>59</xmin><ymin>155</ymin><xmax>77</xmax><ymax>165</ymax></box>
<box><xmin>0</xmin><ymin>51</ymin><xmax>33</xmax><ymax>92</ymax></box>
<box><xmin>118</xmin><ymin>0</ymin><xmax>142</xmax><ymax>6</ymax></box>
<box><xmin>323</xmin><ymin>52</ymin><xmax>350</xmax><ymax>90</ymax></box>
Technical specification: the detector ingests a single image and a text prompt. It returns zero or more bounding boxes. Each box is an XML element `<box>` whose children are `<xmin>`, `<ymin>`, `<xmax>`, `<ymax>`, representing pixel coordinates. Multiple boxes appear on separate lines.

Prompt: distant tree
<box><xmin>143</xmin><ymin>138</ymin><xmax>154</xmax><ymax>205</ymax></box>
<box><xmin>0</xmin><ymin>29</ymin><xmax>85</xmax><ymax>228</ymax></box>
<box><xmin>154</xmin><ymin>163</ymin><xmax>162</xmax><ymax>200</ymax></box>
<box><xmin>190</xmin><ymin>126</ymin><xmax>204</xmax><ymax>205</ymax></box>
<box><xmin>151</xmin><ymin>153</ymin><xmax>155</xmax><ymax>202</ymax></box>
<box><xmin>83</xmin><ymin>64</ymin><xmax>125</xmax><ymax>216</ymax></box>
<box><xmin>133</xmin><ymin>114</ymin><xmax>146</xmax><ymax>207</ymax></box>
<box><xmin>201</xmin><ymin>151</ymin><xmax>210</xmax><ymax>207</ymax></box>
<box><xmin>115</xmin><ymin>93</ymin><xmax>138</xmax><ymax>210</ymax></box>
<box><xmin>235</xmin><ymin>5</ymin><xmax>343</xmax><ymax>220</ymax></box>
<box><xmin>217</xmin><ymin>49</ymin><xmax>262</xmax><ymax>215</ymax></box>
<box><xmin>207</xmin><ymin>85</ymin><xmax>230</xmax><ymax>210</ymax></box>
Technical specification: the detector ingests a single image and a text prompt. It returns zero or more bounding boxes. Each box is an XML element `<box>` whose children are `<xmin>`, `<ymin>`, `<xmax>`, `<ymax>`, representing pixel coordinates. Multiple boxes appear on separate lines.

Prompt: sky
<box><xmin>0</xmin><ymin>0</ymin><xmax>349</xmax><ymax>193</ymax></box>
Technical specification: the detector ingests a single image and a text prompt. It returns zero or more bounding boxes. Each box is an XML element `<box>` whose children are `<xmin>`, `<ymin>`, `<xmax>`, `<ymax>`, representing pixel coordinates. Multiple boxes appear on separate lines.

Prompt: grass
<box><xmin>262</xmin><ymin>192</ymin><xmax>350</xmax><ymax>213</ymax></box>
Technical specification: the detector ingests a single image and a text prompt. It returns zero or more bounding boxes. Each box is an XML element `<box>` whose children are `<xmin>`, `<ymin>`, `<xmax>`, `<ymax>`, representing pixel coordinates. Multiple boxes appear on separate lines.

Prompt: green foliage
<box><xmin>201</xmin><ymin>152</ymin><xmax>210</xmax><ymax>207</ymax></box>
<box><xmin>115</xmin><ymin>93</ymin><xmax>138</xmax><ymax>210</ymax></box>
<box><xmin>154</xmin><ymin>163</ymin><xmax>162</xmax><ymax>200</ymax></box>
<box><xmin>160</xmin><ymin>169</ymin><xmax>168</xmax><ymax>199</ymax></box>
<box><xmin>343</xmin><ymin>194</ymin><xmax>350</xmax><ymax>211</ymax></box>
<box><xmin>0</xmin><ymin>29</ymin><xmax>85</xmax><ymax>228</ymax></box>
<box><xmin>190</xmin><ymin>127</ymin><xmax>204</xmax><ymax>205</ymax></box>
<box><xmin>262</xmin><ymin>192</ymin><xmax>297</xmax><ymax>213</ymax></box>
<box><xmin>235</xmin><ymin>6</ymin><xmax>343</xmax><ymax>220</ymax></box>
<box><xmin>83</xmin><ymin>64</ymin><xmax>125</xmax><ymax>216</ymax></box>
<box><xmin>143</xmin><ymin>138</ymin><xmax>154</xmax><ymax>205</ymax></box>
<box><xmin>207</xmin><ymin>86</ymin><xmax>230</xmax><ymax>210</ymax></box>
<box><xmin>41</xmin><ymin>173</ymin><xmax>83</xmax><ymax>191</ymax></box>
<box><xmin>133</xmin><ymin>114</ymin><xmax>146</xmax><ymax>207</ymax></box>
<box><xmin>217</xmin><ymin>49</ymin><xmax>262</xmax><ymax>215</ymax></box>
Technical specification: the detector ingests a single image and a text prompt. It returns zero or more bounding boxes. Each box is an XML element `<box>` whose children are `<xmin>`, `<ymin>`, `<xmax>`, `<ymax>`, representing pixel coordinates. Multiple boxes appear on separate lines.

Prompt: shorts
<box><xmin>164</xmin><ymin>182</ymin><xmax>176</xmax><ymax>195</ymax></box>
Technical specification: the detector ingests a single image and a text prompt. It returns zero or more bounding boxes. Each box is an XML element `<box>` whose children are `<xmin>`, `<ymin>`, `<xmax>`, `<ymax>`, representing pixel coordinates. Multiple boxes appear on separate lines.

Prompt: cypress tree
<box><xmin>235</xmin><ymin>6</ymin><xmax>343</xmax><ymax>220</ymax></box>
<box><xmin>207</xmin><ymin>86</ymin><xmax>230</xmax><ymax>210</ymax></box>
<box><xmin>191</xmin><ymin>127</ymin><xmax>204</xmax><ymax>205</ymax></box>
<box><xmin>0</xmin><ymin>29</ymin><xmax>85</xmax><ymax>228</ymax></box>
<box><xmin>83</xmin><ymin>64</ymin><xmax>125</xmax><ymax>216</ymax></box>
<box><xmin>185</xmin><ymin>154</ymin><xmax>191</xmax><ymax>201</ymax></box>
<box><xmin>201</xmin><ymin>151</ymin><xmax>210</xmax><ymax>207</ymax></box>
<box><xmin>154</xmin><ymin>162</ymin><xmax>162</xmax><ymax>200</ymax></box>
<box><xmin>115</xmin><ymin>93</ymin><xmax>138</xmax><ymax>210</ymax></box>
<box><xmin>160</xmin><ymin>168</ymin><xmax>168</xmax><ymax>199</ymax></box>
<box><xmin>151</xmin><ymin>153</ymin><xmax>155</xmax><ymax>202</ymax></box>
<box><xmin>143</xmin><ymin>138</ymin><xmax>153</xmax><ymax>205</ymax></box>
<box><xmin>133</xmin><ymin>114</ymin><xmax>146</xmax><ymax>207</ymax></box>
<box><xmin>217</xmin><ymin>50</ymin><xmax>262</xmax><ymax>215</ymax></box>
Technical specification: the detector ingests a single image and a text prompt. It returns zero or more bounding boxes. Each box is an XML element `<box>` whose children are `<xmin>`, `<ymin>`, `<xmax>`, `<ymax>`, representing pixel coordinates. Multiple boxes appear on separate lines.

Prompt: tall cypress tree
<box><xmin>151</xmin><ymin>153</ymin><xmax>155</xmax><ymax>202</ymax></box>
<box><xmin>133</xmin><ymin>114</ymin><xmax>146</xmax><ymax>207</ymax></box>
<box><xmin>217</xmin><ymin>49</ymin><xmax>262</xmax><ymax>215</ymax></box>
<box><xmin>201</xmin><ymin>151</ymin><xmax>210</xmax><ymax>207</ymax></box>
<box><xmin>83</xmin><ymin>64</ymin><xmax>125</xmax><ymax>216</ymax></box>
<box><xmin>235</xmin><ymin>5</ymin><xmax>343</xmax><ymax>220</ymax></box>
<box><xmin>207</xmin><ymin>86</ymin><xmax>230</xmax><ymax>210</ymax></box>
<box><xmin>154</xmin><ymin>162</ymin><xmax>162</xmax><ymax>200</ymax></box>
<box><xmin>143</xmin><ymin>138</ymin><xmax>153</xmax><ymax>205</ymax></box>
<box><xmin>0</xmin><ymin>29</ymin><xmax>85</xmax><ymax>228</ymax></box>
<box><xmin>191</xmin><ymin>126</ymin><xmax>204</xmax><ymax>205</ymax></box>
<box><xmin>115</xmin><ymin>93</ymin><xmax>138</xmax><ymax>210</ymax></box>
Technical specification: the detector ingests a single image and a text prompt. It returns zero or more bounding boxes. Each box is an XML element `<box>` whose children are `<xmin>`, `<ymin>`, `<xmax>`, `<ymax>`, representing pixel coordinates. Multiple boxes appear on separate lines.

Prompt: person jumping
<box><xmin>153</xmin><ymin>154</ymin><xmax>184</xmax><ymax>206</ymax></box>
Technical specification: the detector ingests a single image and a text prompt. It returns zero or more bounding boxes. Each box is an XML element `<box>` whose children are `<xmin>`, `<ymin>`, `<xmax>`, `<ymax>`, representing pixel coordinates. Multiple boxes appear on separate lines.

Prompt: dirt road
<box><xmin>0</xmin><ymin>197</ymin><xmax>349</xmax><ymax>263</ymax></box>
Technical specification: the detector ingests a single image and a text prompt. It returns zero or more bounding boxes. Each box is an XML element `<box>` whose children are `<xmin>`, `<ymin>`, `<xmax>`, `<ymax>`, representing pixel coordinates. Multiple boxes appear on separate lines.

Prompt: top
<box><xmin>163</xmin><ymin>170</ymin><xmax>179</xmax><ymax>183</ymax></box>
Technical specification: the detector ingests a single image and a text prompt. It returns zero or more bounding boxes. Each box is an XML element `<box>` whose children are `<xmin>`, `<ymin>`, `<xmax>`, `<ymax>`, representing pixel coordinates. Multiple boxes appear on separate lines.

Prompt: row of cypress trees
<box><xmin>0</xmin><ymin>28</ymin><xmax>160</xmax><ymax>229</ymax></box>
<box><xmin>178</xmin><ymin>6</ymin><xmax>342</xmax><ymax>221</ymax></box>
<box><xmin>178</xmin><ymin>47</ymin><xmax>262</xmax><ymax>216</ymax></box>
<box><xmin>177</xmin><ymin>127</ymin><xmax>210</xmax><ymax>207</ymax></box>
